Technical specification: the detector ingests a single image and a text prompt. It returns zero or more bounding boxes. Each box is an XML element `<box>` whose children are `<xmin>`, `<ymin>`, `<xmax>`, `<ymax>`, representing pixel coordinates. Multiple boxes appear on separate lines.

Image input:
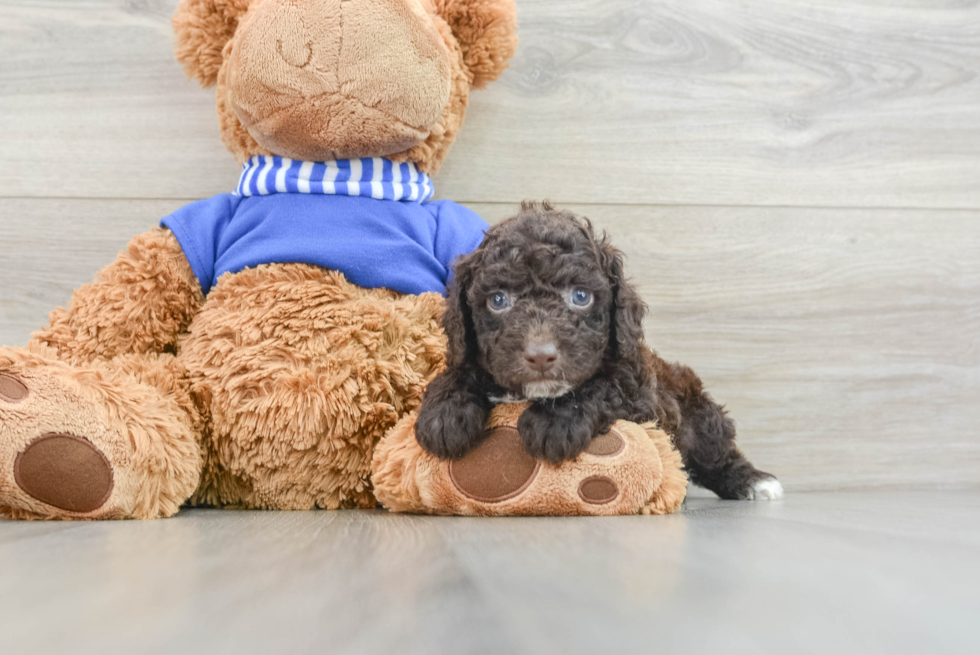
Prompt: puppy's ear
<box><xmin>433</xmin><ymin>0</ymin><xmax>519</xmax><ymax>89</ymax></box>
<box><xmin>173</xmin><ymin>0</ymin><xmax>252</xmax><ymax>87</ymax></box>
<box><xmin>443</xmin><ymin>251</ymin><xmax>479</xmax><ymax>369</ymax></box>
<box><xmin>598</xmin><ymin>238</ymin><xmax>647</xmax><ymax>366</ymax></box>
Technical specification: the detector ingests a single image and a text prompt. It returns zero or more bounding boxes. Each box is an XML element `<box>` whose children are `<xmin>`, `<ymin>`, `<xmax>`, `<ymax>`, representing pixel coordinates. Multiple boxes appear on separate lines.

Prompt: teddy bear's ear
<box><xmin>172</xmin><ymin>0</ymin><xmax>253</xmax><ymax>87</ymax></box>
<box><xmin>433</xmin><ymin>0</ymin><xmax>519</xmax><ymax>89</ymax></box>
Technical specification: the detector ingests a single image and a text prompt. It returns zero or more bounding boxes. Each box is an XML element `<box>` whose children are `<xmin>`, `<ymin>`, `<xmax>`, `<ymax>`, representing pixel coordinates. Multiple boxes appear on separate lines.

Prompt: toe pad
<box><xmin>0</xmin><ymin>373</ymin><xmax>29</xmax><ymax>403</ymax></box>
<box><xmin>578</xmin><ymin>476</ymin><xmax>620</xmax><ymax>504</ymax></box>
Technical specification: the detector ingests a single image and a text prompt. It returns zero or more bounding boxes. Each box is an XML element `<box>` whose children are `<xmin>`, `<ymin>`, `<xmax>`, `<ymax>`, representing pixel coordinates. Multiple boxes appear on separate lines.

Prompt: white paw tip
<box><xmin>747</xmin><ymin>478</ymin><xmax>784</xmax><ymax>500</ymax></box>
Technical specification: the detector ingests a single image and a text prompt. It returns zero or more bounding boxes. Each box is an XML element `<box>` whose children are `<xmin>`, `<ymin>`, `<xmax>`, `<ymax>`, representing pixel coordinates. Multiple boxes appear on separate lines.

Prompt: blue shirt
<box><xmin>160</xmin><ymin>157</ymin><xmax>488</xmax><ymax>296</ymax></box>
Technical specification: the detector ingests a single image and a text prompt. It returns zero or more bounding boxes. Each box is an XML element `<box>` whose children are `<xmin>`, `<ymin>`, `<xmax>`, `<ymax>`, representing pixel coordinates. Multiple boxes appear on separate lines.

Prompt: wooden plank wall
<box><xmin>1</xmin><ymin>0</ymin><xmax>978</xmax><ymax>491</ymax></box>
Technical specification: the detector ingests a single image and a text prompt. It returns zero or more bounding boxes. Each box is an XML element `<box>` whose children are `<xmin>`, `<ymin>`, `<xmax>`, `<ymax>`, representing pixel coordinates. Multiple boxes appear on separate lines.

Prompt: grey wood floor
<box><xmin>0</xmin><ymin>491</ymin><xmax>977</xmax><ymax>655</ymax></box>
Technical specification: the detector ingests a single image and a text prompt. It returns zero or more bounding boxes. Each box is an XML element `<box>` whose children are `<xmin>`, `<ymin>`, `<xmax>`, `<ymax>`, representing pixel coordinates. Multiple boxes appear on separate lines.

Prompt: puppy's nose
<box><xmin>524</xmin><ymin>341</ymin><xmax>559</xmax><ymax>373</ymax></box>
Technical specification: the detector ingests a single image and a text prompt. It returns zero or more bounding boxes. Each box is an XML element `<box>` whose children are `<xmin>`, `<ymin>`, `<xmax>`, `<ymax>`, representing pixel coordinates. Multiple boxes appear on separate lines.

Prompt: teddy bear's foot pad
<box><xmin>449</xmin><ymin>426</ymin><xmax>540</xmax><ymax>502</ymax></box>
<box><xmin>578</xmin><ymin>475</ymin><xmax>619</xmax><ymax>505</ymax></box>
<box><xmin>14</xmin><ymin>433</ymin><xmax>114</xmax><ymax>513</ymax></box>
<box><xmin>373</xmin><ymin>402</ymin><xmax>689</xmax><ymax>516</ymax></box>
<box><xmin>0</xmin><ymin>373</ymin><xmax>29</xmax><ymax>403</ymax></box>
<box><xmin>0</xmin><ymin>346</ymin><xmax>202</xmax><ymax>519</ymax></box>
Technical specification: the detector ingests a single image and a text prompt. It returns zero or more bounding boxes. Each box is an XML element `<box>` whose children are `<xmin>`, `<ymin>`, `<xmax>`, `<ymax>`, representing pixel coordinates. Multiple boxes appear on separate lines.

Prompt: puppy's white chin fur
<box><xmin>488</xmin><ymin>380</ymin><xmax>574</xmax><ymax>404</ymax></box>
<box><xmin>523</xmin><ymin>380</ymin><xmax>574</xmax><ymax>400</ymax></box>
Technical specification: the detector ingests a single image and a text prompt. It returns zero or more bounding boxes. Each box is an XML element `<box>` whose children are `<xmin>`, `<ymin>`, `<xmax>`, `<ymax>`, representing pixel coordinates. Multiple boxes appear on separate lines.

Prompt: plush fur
<box><xmin>0</xmin><ymin>0</ymin><xmax>517</xmax><ymax>519</ymax></box>
<box><xmin>173</xmin><ymin>0</ymin><xmax>252</xmax><ymax>87</ymax></box>
<box><xmin>416</xmin><ymin>203</ymin><xmax>780</xmax><ymax>499</ymax></box>
<box><xmin>432</xmin><ymin>0</ymin><xmax>519</xmax><ymax>88</ymax></box>
<box><xmin>35</xmin><ymin>228</ymin><xmax>204</xmax><ymax>365</ymax></box>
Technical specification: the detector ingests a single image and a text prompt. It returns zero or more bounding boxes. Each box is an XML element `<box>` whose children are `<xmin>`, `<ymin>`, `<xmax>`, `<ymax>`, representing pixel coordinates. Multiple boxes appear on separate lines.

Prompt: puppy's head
<box><xmin>444</xmin><ymin>202</ymin><xmax>647</xmax><ymax>398</ymax></box>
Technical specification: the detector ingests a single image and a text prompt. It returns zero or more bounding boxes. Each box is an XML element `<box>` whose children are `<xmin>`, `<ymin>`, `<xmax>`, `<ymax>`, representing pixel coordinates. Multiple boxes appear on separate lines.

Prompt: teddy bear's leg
<box><xmin>179</xmin><ymin>265</ymin><xmax>447</xmax><ymax>511</ymax></box>
<box><xmin>0</xmin><ymin>345</ymin><xmax>204</xmax><ymax>519</ymax></box>
<box><xmin>31</xmin><ymin>227</ymin><xmax>203</xmax><ymax>366</ymax></box>
<box><xmin>0</xmin><ymin>227</ymin><xmax>206</xmax><ymax>519</ymax></box>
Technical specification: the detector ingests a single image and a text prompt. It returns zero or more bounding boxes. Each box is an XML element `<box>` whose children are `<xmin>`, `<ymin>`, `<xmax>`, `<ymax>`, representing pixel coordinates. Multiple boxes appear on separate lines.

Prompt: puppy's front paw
<box><xmin>518</xmin><ymin>404</ymin><xmax>595</xmax><ymax>463</ymax></box>
<box><xmin>416</xmin><ymin>400</ymin><xmax>489</xmax><ymax>460</ymax></box>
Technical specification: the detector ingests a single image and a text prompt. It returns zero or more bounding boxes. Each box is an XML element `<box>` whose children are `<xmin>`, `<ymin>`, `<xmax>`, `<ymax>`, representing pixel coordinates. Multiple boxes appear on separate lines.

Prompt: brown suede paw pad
<box><xmin>584</xmin><ymin>429</ymin><xmax>626</xmax><ymax>457</ymax></box>
<box><xmin>14</xmin><ymin>433</ymin><xmax>114</xmax><ymax>513</ymax></box>
<box><xmin>449</xmin><ymin>426</ymin><xmax>540</xmax><ymax>502</ymax></box>
<box><xmin>0</xmin><ymin>373</ymin><xmax>29</xmax><ymax>403</ymax></box>
<box><xmin>578</xmin><ymin>476</ymin><xmax>619</xmax><ymax>504</ymax></box>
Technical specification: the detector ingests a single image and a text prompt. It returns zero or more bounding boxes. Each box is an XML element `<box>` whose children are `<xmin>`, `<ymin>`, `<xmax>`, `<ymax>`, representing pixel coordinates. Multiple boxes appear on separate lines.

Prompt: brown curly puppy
<box><xmin>416</xmin><ymin>202</ymin><xmax>783</xmax><ymax>500</ymax></box>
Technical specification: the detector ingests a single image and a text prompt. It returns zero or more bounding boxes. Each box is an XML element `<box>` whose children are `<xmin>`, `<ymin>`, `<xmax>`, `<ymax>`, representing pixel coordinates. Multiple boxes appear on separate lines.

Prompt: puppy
<box><xmin>416</xmin><ymin>202</ymin><xmax>783</xmax><ymax>500</ymax></box>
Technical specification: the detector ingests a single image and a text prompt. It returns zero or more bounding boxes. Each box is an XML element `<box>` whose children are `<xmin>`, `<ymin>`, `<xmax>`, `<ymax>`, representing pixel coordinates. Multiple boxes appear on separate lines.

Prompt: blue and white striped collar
<box><xmin>234</xmin><ymin>155</ymin><xmax>434</xmax><ymax>203</ymax></box>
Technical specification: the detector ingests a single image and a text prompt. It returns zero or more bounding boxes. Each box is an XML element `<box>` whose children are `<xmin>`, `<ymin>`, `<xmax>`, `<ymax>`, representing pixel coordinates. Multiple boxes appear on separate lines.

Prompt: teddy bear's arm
<box><xmin>32</xmin><ymin>228</ymin><xmax>204</xmax><ymax>365</ymax></box>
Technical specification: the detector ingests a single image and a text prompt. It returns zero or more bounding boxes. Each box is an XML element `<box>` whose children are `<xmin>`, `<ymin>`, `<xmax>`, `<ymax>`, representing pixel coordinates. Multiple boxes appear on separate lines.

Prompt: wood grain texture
<box><xmin>1</xmin><ymin>0</ymin><xmax>979</xmax><ymax>207</ymax></box>
<box><xmin>0</xmin><ymin>493</ymin><xmax>978</xmax><ymax>654</ymax></box>
<box><xmin>2</xmin><ymin>199</ymin><xmax>978</xmax><ymax>491</ymax></box>
<box><xmin>0</xmin><ymin>199</ymin><xmax>186</xmax><ymax>342</ymax></box>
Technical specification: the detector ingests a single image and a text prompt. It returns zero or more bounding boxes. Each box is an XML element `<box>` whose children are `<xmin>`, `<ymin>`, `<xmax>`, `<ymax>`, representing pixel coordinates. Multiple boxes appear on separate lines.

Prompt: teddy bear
<box><xmin>0</xmin><ymin>0</ymin><xmax>521</xmax><ymax>519</ymax></box>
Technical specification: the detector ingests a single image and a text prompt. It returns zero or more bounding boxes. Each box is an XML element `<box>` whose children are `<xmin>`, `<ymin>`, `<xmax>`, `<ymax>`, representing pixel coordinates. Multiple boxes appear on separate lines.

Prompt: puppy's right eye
<box><xmin>488</xmin><ymin>292</ymin><xmax>511</xmax><ymax>311</ymax></box>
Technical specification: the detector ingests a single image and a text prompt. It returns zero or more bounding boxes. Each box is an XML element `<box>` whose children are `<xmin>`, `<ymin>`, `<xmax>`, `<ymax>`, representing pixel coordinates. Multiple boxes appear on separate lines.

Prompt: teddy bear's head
<box><xmin>173</xmin><ymin>0</ymin><xmax>517</xmax><ymax>173</ymax></box>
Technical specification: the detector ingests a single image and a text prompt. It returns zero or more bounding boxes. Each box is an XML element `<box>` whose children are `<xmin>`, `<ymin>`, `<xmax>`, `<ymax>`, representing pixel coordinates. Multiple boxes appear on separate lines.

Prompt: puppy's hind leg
<box><xmin>674</xmin><ymin>392</ymin><xmax>783</xmax><ymax>501</ymax></box>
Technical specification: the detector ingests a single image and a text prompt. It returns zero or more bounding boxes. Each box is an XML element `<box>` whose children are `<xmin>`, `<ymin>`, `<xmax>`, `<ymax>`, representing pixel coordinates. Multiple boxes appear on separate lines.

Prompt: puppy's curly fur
<box><xmin>416</xmin><ymin>202</ymin><xmax>778</xmax><ymax>499</ymax></box>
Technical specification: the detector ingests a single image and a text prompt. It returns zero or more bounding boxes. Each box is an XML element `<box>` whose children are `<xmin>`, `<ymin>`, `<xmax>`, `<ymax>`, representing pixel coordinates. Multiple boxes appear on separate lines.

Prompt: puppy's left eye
<box><xmin>569</xmin><ymin>289</ymin><xmax>593</xmax><ymax>308</ymax></box>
